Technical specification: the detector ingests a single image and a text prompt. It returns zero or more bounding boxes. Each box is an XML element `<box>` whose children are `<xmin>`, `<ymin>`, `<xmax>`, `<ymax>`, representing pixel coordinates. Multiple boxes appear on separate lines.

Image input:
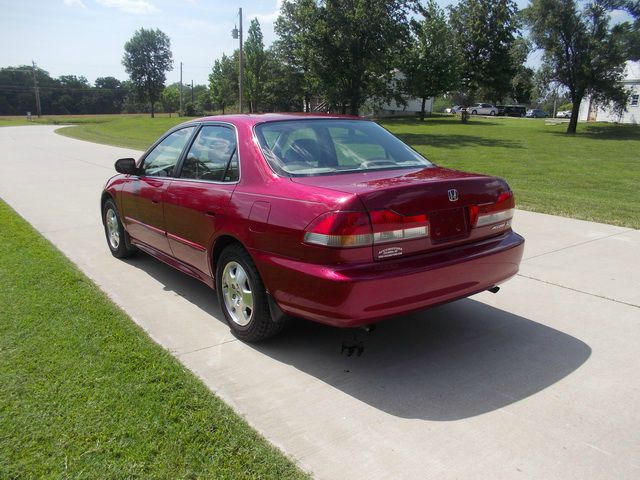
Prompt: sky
<box><xmin>0</xmin><ymin>0</ymin><xmax>592</xmax><ymax>87</ymax></box>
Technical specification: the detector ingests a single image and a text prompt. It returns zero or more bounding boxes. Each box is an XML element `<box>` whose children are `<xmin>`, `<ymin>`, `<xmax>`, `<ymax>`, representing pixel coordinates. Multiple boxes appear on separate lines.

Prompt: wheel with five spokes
<box><xmin>102</xmin><ymin>198</ymin><xmax>137</xmax><ymax>258</ymax></box>
<box><xmin>216</xmin><ymin>244</ymin><xmax>284</xmax><ymax>342</ymax></box>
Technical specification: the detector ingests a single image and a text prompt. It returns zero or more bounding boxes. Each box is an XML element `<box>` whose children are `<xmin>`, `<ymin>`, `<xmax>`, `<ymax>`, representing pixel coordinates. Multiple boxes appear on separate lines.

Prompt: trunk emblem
<box><xmin>448</xmin><ymin>189</ymin><xmax>459</xmax><ymax>202</ymax></box>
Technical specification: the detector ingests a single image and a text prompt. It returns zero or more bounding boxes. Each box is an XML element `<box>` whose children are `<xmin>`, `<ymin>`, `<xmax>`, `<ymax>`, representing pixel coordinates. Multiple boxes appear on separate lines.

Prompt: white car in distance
<box><xmin>469</xmin><ymin>103</ymin><xmax>498</xmax><ymax>116</ymax></box>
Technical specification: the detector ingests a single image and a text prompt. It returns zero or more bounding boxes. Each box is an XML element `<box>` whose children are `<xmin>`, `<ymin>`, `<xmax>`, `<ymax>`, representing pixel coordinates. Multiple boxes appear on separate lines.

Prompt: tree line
<box><xmin>1</xmin><ymin>0</ymin><xmax>638</xmax><ymax>134</ymax></box>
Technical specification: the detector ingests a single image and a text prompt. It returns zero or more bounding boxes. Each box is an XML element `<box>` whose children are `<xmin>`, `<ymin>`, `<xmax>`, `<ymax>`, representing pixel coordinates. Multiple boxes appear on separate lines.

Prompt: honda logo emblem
<box><xmin>448</xmin><ymin>189</ymin><xmax>458</xmax><ymax>202</ymax></box>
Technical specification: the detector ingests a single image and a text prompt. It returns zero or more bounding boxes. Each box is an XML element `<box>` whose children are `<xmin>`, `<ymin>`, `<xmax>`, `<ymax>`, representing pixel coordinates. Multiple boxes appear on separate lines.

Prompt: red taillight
<box><xmin>470</xmin><ymin>191</ymin><xmax>515</xmax><ymax>228</ymax></box>
<box><xmin>304</xmin><ymin>211</ymin><xmax>373</xmax><ymax>247</ymax></box>
<box><xmin>370</xmin><ymin>210</ymin><xmax>429</xmax><ymax>244</ymax></box>
<box><xmin>304</xmin><ymin>210</ymin><xmax>430</xmax><ymax>248</ymax></box>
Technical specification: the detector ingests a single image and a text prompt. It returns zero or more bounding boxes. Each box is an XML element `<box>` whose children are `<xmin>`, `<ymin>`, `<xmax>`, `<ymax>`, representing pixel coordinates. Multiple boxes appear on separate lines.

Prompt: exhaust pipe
<box><xmin>488</xmin><ymin>286</ymin><xmax>500</xmax><ymax>294</ymax></box>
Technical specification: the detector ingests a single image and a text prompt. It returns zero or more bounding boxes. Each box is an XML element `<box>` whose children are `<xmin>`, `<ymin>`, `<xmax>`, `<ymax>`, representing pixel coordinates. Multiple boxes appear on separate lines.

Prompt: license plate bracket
<box><xmin>430</xmin><ymin>207</ymin><xmax>468</xmax><ymax>242</ymax></box>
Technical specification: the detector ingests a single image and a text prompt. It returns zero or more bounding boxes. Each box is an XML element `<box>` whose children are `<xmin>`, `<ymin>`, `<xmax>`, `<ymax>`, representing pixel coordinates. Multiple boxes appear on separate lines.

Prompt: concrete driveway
<box><xmin>1</xmin><ymin>125</ymin><xmax>639</xmax><ymax>479</ymax></box>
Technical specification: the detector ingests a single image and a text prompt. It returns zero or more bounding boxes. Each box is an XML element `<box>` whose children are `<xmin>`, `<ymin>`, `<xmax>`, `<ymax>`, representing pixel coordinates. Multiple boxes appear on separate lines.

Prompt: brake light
<box><xmin>470</xmin><ymin>191</ymin><xmax>515</xmax><ymax>227</ymax></box>
<box><xmin>369</xmin><ymin>210</ymin><xmax>429</xmax><ymax>244</ymax></box>
<box><xmin>304</xmin><ymin>210</ymin><xmax>430</xmax><ymax>248</ymax></box>
<box><xmin>303</xmin><ymin>211</ymin><xmax>373</xmax><ymax>247</ymax></box>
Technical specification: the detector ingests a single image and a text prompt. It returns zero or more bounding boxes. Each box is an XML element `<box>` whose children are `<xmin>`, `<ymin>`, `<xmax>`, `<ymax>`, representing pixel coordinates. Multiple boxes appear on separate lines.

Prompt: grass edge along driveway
<box><xmin>0</xmin><ymin>199</ymin><xmax>308</xmax><ymax>479</ymax></box>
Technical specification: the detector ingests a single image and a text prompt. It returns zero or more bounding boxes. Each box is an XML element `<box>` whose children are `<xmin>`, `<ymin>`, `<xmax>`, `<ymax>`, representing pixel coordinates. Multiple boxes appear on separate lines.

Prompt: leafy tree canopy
<box><xmin>122</xmin><ymin>28</ymin><xmax>173</xmax><ymax>118</ymax></box>
<box><xmin>524</xmin><ymin>0</ymin><xmax>628</xmax><ymax>133</ymax></box>
<box><xmin>449</xmin><ymin>0</ymin><xmax>520</xmax><ymax>103</ymax></box>
<box><xmin>209</xmin><ymin>53</ymin><xmax>238</xmax><ymax>114</ymax></box>
<box><xmin>275</xmin><ymin>0</ymin><xmax>418</xmax><ymax>115</ymax></box>
<box><xmin>403</xmin><ymin>0</ymin><xmax>462</xmax><ymax>119</ymax></box>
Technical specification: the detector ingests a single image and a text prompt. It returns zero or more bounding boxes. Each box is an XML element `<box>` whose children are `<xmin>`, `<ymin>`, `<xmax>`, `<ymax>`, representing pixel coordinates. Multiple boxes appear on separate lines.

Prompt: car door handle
<box><xmin>151</xmin><ymin>198</ymin><xmax>160</xmax><ymax>204</ymax></box>
<box><xmin>205</xmin><ymin>211</ymin><xmax>216</xmax><ymax>217</ymax></box>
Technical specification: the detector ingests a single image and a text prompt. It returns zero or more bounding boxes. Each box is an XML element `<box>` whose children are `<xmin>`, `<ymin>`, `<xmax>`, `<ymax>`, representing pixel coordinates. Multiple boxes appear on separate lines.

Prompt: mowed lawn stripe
<box><xmin>0</xmin><ymin>200</ymin><xmax>307</xmax><ymax>479</ymax></box>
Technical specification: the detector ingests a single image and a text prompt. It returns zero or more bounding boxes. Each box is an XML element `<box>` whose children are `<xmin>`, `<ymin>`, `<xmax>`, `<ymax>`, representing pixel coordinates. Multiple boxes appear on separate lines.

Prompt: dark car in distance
<box><xmin>497</xmin><ymin>105</ymin><xmax>527</xmax><ymax>117</ymax></box>
<box><xmin>526</xmin><ymin>109</ymin><xmax>548</xmax><ymax>118</ymax></box>
<box><xmin>101</xmin><ymin>114</ymin><xmax>524</xmax><ymax>341</ymax></box>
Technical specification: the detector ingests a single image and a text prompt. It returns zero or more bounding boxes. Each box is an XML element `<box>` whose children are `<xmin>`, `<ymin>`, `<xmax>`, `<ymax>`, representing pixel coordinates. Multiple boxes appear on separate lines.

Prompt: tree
<box><xmin>274</xmin><ymin>0</ymin><xmax>319</xmax><ymax>111</ymax></box>
<box><xmin>449</xmin><ymin>0</ymin><xmax>519</xmax><ymax>104</ymax></box>
<box><xmin>244</xmin><ymin>19</ymin><xmax>267</xmax><ymax>112</ymax></box>
<box><xmin>209</xmin><ymin>53</ymin><xmax>238</xmax><ymax>114</ymax></box>
<box><xmin>275</xmin><ymin>0</ymin><xmax>417</xmax><ymax>115</ymax></box>
<box><xmin>524</xmin><ymin>0</ymin><xmax>629</xmax><ymax>133</ymax></box>
<box><xmin>161</xmin><ymin>86</ymin><xmax>180</xmax><ymax>117</ymax></box>
<box><xmin>122</xmin><ymin>28</ymin><xmax>173</xmax><ymax>118</ymax></box>
<box><xmin>94</xmin><ymin>76</ymin><xmax>126</xmax><ymax>114</ymax></box>
<box><xmin>404</xmin><ymin>1</ymin><xmax>462</xmax><ymax>120</ymax></box>
<box><xmin>262</xmin><ymin>47</ymin><xmax>306</xmax><ymax>111</ymax></box>
<box><xmin>602</xmin><ymin>0</ymin><xmax>640</xmax><ymax>59</ymax></box>
<box><xmin>510</xmin><ymin>38</ymin><xmax>534</xmax><ymax>104</ymax></box>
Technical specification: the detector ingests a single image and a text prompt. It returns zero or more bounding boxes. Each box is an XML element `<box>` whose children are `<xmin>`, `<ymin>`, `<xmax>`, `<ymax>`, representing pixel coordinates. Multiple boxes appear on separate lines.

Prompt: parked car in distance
<box><xmin>445</xmin><ymin>105</ymin><xmax>462</xmax><ymax>114</ymax></box>
<box><xmin>101</xmin><ymin>114</ymin><xmax>524</xmax><ymax>341</ymax></box>
<box><xmin>497</xmin><ymin>105</ymin><xmax>527</xmax><ymax>117</ymax></box>
<box><xmin>556</xmin><ymin>110</ymin><xmax>571</xmax><ymax>118</ymax></box>
<box><xmin>526</xmin><ymin>109</ymin><xmax>548</xmax><ymax>118</ymax></box>
<box><xmin>469</xmin><ymin>103</ymin><xmax>498</xmax><ymax>116</ymax></box>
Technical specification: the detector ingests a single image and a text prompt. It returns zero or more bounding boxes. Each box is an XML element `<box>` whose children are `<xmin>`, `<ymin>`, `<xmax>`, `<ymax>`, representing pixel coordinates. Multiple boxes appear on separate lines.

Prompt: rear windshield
<box><xmin>254</xmin><ymin>119</ymin><xmax>432</xmax><ymax>177</ymax></box>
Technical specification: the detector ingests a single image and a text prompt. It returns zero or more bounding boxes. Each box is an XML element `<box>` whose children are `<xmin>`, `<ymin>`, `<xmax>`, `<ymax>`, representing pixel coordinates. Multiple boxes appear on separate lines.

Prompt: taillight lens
<box><xmin>470</xmin><ymin>191</ymin><xmax>515</xmax><ymax>227</ymax></box>
<box><xmin>370</xmin><ymin>210</ymin><xmax>429</xmax><ymax>244</ymax></box>
<box><xmin>304</xmin><ymin>209</ymin><xmax>430</xmax><ymax>248</ymax></box>
<box><xmin>304</xmin><ymin>211</ymin><xmax>373</xmax><ymax>247</ymax></box>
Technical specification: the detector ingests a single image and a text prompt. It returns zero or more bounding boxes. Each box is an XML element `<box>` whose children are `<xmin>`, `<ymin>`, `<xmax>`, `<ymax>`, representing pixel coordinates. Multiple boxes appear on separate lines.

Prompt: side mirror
<box><xmin>115</xmin><ymin>158</ymin><xmax>138</xmax><ymax>175</ymax></box>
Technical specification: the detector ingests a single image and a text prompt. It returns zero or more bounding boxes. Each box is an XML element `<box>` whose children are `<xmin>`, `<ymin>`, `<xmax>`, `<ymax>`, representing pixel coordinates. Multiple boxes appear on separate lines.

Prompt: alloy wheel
<box><xmin>221</xmin><ymin>261</ymin><xmax>254</xmax><ymax>326</ymax></box>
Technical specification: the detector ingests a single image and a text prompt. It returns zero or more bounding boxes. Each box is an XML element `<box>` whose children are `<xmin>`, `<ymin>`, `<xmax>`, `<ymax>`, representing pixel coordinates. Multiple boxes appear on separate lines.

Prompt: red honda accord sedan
<box><xmin>101</xmin><ymin>114</ymin><xmax>524</xmax><ymax>341</ymax></box>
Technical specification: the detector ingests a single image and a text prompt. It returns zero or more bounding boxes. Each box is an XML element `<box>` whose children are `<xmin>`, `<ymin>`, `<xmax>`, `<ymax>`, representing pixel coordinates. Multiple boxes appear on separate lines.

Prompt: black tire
<box><xmin>490</xmin><ymin>111</ymin><xmax>495</xmax><ymax>116</ymax></box>
<box><xmin>102</xmin><ymin>198</ymin><xmax>137</xmax><ymax>258</ymax></box>
<box><xmin>216</xmin><ymin>244</ymin><xmax>285</xmax><ymax>342</ymax></box>
<box><xmin>471</xmin><ymin>110</ymin><xmax>477</xmax><ymax>115</ymax></box>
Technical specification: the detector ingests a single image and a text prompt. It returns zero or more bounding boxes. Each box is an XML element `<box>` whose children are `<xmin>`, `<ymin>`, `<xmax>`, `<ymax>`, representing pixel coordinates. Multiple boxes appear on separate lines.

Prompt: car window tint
<box><xmin>256</xmin><ymin>120</ymin><xmax>432</xmax><ymax>176</ymax></box>
<box><xmin>180</xmin><ymin>125</ymin><xmax>237</xmax><ymax>182</ymax></box>
<box><xmin>329</xmin><ymin>127</ymin><xmax>386</xmax><ymax>166</ymax></box>
<box><xmin>143</xmin><ymin>127</ymin><xmax>196</xmax><ymax>177</ymax></box>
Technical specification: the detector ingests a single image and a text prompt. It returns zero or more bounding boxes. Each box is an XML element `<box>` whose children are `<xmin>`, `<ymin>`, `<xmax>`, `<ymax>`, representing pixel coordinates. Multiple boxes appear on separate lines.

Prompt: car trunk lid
<box><xmin>293</xmin><ymin>167</ymin><xmax>513</xmax><ymax>260</ymax></box>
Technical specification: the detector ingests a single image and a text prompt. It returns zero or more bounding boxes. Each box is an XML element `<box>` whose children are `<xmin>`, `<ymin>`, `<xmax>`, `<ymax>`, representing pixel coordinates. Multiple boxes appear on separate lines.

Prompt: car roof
<box><xmin>178</xmin><ymin>112</ymin><xmax>364</xmax><ymax>128</ymax></box>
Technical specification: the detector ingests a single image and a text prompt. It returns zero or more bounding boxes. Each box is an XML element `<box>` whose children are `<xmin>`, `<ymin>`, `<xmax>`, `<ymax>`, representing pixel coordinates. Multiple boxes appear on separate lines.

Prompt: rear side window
<box><xmin>255</xmin><ymin>119</ymin><xmax>432</xmax><ymax>177</ymax></box>
<box><xmin>180</xmin><ymin>125</ymin><xmax>238</xmax><ymax>182</ymax></box>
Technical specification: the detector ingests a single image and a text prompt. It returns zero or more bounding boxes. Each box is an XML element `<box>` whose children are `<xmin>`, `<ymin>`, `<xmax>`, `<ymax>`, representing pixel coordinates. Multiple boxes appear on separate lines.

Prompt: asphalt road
<box><xmin>1</xmin><ymin>125</ymin><xmax>639</xmax><ymax>479</ymax></box>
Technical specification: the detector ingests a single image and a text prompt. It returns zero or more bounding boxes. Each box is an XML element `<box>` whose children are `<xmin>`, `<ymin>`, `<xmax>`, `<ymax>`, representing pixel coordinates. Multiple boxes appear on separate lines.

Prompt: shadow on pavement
<box><xmin>126</xmin><ymin>252</ymin><xmax>591</xmax><ymax>421</ymax></box>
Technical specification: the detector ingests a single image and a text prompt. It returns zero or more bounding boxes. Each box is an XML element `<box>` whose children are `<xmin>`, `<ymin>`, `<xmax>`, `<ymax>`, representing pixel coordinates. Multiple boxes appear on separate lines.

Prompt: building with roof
<box><xmin>578</xmin><ymin>61</ymin><xmax>640</xmax><ymax>124</ymax></box>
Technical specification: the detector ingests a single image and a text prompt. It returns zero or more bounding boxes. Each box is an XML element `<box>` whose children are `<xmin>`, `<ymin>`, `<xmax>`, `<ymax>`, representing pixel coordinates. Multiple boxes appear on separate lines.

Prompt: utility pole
<box><xmin>239</xmin><ymin>8</ymin><xmax>243</xmax><ymax>114</ymax></box>
<box><xmin>31</xmin><ymin>61</ymin><xmax>42</xmax><ymax>118</ymax></box>
<box><xmin>232</xmin><ymin>8</ymin><xmax>244</xmax><ymax>113</ymax></box>
<box><xmin>191</xmin><ymin>80</ymin><xmax>194</xmax><ymax>103</ymax></box>
<box><xmin>179</xmin><ymin>61</ymin><xmax>183</xmax><ymax>115</ymax></box>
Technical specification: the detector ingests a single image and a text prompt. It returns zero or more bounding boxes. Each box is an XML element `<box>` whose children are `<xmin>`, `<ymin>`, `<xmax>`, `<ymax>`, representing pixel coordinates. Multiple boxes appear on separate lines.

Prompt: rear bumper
<box><xmin>251</xmin><ymin>231</ymin><xmax>525</xmax><ymax>328</ymax></box>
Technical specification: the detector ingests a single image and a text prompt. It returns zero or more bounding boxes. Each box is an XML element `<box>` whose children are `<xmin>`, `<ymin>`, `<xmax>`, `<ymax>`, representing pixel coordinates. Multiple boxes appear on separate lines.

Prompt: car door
<box><xmin>163</xmin><ymin>124</ymin><xmax>240</xmax><ymax>276</ymax></box>
<box><xmin>119</xmin><ymin>125</ymin><xmax>196</xmax><ymax>254</ymax></box>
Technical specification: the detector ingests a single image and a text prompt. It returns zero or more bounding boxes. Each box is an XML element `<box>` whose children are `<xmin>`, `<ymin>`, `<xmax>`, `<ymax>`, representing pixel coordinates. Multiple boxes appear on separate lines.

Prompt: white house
<box><xmin>578</xmin><ymin>60</ymin><xmax>640</xmax><ymax>124</ymax></box>
<box><xmin>376</xmin><ymin>96</ymin><xmax>434</xmax><ymax>117</ymax></box>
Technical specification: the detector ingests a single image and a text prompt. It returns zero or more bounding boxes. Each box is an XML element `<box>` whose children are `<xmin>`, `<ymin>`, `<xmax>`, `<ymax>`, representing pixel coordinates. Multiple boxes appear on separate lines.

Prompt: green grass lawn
<box><xmin>0</xmin><ymin>200</ymin><xmax>307</xmax><ymax>479</ymax></box>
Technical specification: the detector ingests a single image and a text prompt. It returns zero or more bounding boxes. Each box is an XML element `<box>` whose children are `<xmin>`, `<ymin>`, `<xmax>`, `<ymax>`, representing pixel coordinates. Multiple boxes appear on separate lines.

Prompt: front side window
<box><xmin>142</xmin><ymin>127</ymin><xmax>196</xmax><ymax>177</ymax></box>
<box><xmin>180</xmin><ymin>125</ymin><xmax>238</xmax><ymax>182</ymax></box>
<box><xmin>255</xmin><ymin>120</ymin><xmax>432</xmax><ymax>177</ymax></box>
